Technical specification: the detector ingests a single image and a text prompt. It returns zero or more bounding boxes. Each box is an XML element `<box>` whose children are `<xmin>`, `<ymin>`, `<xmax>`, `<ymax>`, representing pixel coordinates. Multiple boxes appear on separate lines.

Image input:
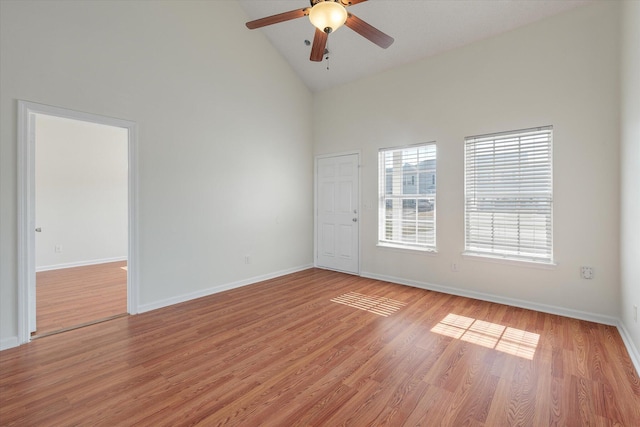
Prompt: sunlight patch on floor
<box><xmin>331</xmin><ymin>292</ymin><xmax>407</xmax><ymax>317</ymax></box>
<box><xmin>431</xmin><ymin>313</ymin><xmax>540</xmax><ymax>359</ymax></box>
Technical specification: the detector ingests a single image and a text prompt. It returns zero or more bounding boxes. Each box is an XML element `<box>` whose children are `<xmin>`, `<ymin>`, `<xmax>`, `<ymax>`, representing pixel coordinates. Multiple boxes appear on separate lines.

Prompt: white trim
<box><xmin>466</xmin><ymin>125</ymin><xmax>554</xmax><ymax>141</ymax></box>
<box><xmin>127</xmin><ymin>122</ymin><xmax>140</xmax><ymax>316</ymax></box>
<box><xmin>617</xmin><ymin>320</ymin><xmax>640</xmax><ymax>376</ymax></box>
<box><xmin>17</xmin><ymin>101</ymin><xmax>33</xmax><ymax>345</ymax></box>
<box><xmin>315</xmin><ymin>150</ymin><xmax>362</xmax><ymax>160</ymax></box>
<box><xmin>137</xmin><ymin>264</ymin><xmax>313</xmax><ymax>314</ymax></box>
<box><xmin>377</xmin><ymin>243</ymin><xmax>439</xmax><ymax>254</ymax></box>
<box><xmin>360</xmin><ymin>270</ymin><xmax>619</xmax><ymax>326</ymax></box>
<box><xmin>36</xmin><ymin>257</ymin><xmax>128</xmax><ymax>272</ymax></box>
<box><xmin>462</xmin><ymin>251</ymin><xmax>558</xmax><ymax>270</ymax></box>
<box><xmin>17</xmin><ymin>100</ymin><xmax>139</xmax><ymax>344</ymax></box>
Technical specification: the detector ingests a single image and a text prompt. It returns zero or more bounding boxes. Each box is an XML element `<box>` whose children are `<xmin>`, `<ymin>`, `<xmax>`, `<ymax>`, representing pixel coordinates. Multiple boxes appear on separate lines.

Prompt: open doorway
<box><xmin>17</xmin><ymin>101</ymin><xmax>138</xmax><ymax>344</ymax></box>
<box><xmin>33</xmin><ymin>114</ymin><xmax>128</xmax><ymax>337</ymax></box>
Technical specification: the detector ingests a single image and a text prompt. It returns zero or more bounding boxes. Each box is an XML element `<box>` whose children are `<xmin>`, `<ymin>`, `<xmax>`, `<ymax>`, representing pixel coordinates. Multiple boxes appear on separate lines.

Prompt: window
<box><xmin>379</xmin><ymin>143</ymin><xmax>436</xmax><ymax>250</ymax></box>
<box><xmin>464</xmin><ymin>126</ymin><xmax>553</xmax><ymax>263</ymax></box>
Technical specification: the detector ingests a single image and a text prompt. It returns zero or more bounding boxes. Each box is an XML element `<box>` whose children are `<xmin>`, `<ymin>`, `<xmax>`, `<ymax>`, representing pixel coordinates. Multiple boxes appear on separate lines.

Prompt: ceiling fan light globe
<box><xmin>309</xmin><ymin>1</ymin><xmax>347</xmax><ymax>33</ymax></box>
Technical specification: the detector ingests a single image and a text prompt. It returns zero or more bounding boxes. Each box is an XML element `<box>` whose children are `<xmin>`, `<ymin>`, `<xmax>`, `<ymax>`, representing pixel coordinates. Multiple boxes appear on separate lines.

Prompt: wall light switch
<box><xmin>580</xmin><ymin>266</ymin><xmax>593</xmax><ymax>280</ymax></box>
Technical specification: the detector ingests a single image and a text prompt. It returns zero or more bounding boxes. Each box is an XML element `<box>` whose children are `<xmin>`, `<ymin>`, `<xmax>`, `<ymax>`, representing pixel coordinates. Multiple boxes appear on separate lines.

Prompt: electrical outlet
<box><xmin>244</xmin><ymin>255</ymin><xmax>251</xmax><ymax>265</ymax></box>
<box><xmin>451</xmin><ymin>262</ymin><xmax>459</xmax><ymax>272</ymax></box>
<box><xmin>54</xmin><ymin>245</ymin><xmax>62</xmax><ymax>253</ymax></box>
<box><xmin>634</xmin><ymin>305</ymin><xmax>638</xmax><ymax>322</ymax></box>
<box><xmin>580</xmin><ymin>266</ymin><xmax>593</xmax><ymax>279</ymax></box>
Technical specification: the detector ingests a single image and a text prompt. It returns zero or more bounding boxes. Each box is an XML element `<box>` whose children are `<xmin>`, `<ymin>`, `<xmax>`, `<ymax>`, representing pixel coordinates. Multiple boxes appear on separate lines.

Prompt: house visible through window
<box><xmin>379</xmin><ymin>143</ymin><xmax>436</xmax><ymax>250</ymax></box>
<box><xmin>464</xmin><ymin>126</ymin><xmax>553</xmax><ymax>263</ymax></box>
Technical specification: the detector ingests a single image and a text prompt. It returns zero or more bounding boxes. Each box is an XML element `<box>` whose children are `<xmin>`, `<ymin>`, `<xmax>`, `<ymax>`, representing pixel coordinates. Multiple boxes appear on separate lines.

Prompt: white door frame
<box><xmin>17</xmin><ymin>100</ymin><xmax>139</xmax><ymax>344</ymax></box>
<box><xmin>314</xmin><ymin>151</ymin><xmax>361</xmax><ymax>274</ymax></box>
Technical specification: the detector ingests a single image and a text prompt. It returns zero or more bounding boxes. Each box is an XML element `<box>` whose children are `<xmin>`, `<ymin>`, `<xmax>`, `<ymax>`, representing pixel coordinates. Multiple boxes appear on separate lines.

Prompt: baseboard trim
<box><xmin>137</xmin><ymin>264</ymin><xmax>314</xmax><ymax>314</ymax></box>
<box><xmin>0</xmin><ymin>336</ymin><xmax>19</xmax><ymax>351</ymax></box>
<box><xmin>617</xmin><ymin>320</ymin><xmax>640</xmax><ymax>376</ymax></box>
<box><xmin>36</xmin><ymin>256</ymin><xmax>128</xmax><ymax>272</ymax></box>
<box><xmin>360</xmin><ymin>271</ymin><xmax>619</xmax><ymax>326</ymax></box>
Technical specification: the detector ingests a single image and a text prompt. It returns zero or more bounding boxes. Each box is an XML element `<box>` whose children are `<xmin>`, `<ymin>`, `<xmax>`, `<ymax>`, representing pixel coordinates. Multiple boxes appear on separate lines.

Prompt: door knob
<box><xmin>352</xmin><ymin>218</ymin><xmax>358</xmax><ymax>222</ymax></box>
<box><xmin>35</xmin><ymin>227</ymin><xmax>42</xmax><ymax>232</ymax></box>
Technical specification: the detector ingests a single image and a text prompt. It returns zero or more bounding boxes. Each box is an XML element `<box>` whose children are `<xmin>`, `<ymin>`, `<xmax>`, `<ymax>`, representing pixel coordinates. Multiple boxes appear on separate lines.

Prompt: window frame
<box><xmin>463</xmin><ymin>126</ymin><xmax>553</xmax><ymax>264</ymax></box>
<box><xmin>378</xmin><ymin>142</ymin><xmax>437</xmax><ymax>252</ymax></box>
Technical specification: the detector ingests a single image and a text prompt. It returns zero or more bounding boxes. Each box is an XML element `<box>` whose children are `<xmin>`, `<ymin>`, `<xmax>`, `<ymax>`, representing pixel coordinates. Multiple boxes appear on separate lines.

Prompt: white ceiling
<box><xmin>237</xmin><ymin>0</ymin><xmax>592</xmax><ymax>92</ymax></box>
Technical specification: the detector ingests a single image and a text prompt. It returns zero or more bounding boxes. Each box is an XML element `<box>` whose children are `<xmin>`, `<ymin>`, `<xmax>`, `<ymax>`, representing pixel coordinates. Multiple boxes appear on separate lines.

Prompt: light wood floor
<box><xmin>35</xmin><ymin>261</ymin><xmax>127</xmax><ymax>336</ymax></box>
<box><xmin>2</xmin><ymin>268</ymin><xmax>638</xmax><ymax>426</ymax></box>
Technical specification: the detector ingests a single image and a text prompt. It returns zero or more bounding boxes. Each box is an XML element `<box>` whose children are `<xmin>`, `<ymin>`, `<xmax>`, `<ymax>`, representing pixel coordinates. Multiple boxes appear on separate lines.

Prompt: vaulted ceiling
<box><xmin>238</xmin><ymin>0</ymin><xmax>592</xmax><ymax>92</ymax></box>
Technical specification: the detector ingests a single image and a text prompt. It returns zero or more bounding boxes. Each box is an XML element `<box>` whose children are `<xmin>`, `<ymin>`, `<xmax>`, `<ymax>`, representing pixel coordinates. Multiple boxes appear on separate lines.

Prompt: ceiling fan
<box><xmin>245</xmin><ymin>0</ymin><xmax>394</xmax><ymax>62</ymax></box>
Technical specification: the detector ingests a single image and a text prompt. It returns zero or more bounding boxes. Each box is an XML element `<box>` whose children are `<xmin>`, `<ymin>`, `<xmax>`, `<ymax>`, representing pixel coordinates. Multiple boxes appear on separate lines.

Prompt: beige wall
<box><xmin>314</xmin><ymin>2</ymin><xmax>621</xmax><ymax>321</ymax></box>
<box><xmin>0</xmin><ymin>0</ymin><xmax>314</xmax><ymax>346</ymax></box>
<box><xmin>1</xmin><ymin>0</ymin><xmax>635</xmax><ymax>361</ymax></box>
<box><xmin>35</xmin><ymin>115</ymin><xmax>128</xmax><ymax>270</ymax></box>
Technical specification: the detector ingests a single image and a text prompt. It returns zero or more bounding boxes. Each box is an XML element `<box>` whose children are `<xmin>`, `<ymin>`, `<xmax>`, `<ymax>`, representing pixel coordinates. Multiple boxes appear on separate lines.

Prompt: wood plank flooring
<box><xmin>35</xmin><ymin>261</ymin><xmax>127</xmax><ymax>336</ymax></box>
<box><xmin>1</xmin><ymin>268</ymin><xmax>639</xmax><ymax>426</ymax></box>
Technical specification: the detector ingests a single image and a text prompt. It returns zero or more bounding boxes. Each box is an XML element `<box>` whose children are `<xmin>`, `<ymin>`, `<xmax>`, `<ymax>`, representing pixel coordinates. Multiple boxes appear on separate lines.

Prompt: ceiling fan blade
<box><xmin>340</xmin><ymin>0</ymin><xmax>368</xmax><ymax>6</ymax></box>
<box><xmin>310</xmin><ymin>28</ymin><xmax>328</xmax><ymax>62</ymax></box>
<box><xmin>345</xmin><ymin>13</ymin><xmax>394</xmax><ymax>49</ymax></box>
<box><xmin>246</xmin><ymin>8</ymin><xmax>309</xmax><ymax>30</ymax></box>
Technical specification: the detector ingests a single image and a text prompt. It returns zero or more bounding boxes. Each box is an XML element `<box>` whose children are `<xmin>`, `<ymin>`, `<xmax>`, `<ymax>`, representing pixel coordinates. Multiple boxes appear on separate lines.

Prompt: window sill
<box><xmin>377</xmin><ymin>243</ymin><xmax>439</xmax><ymax>255</ymax></box>
<box><xmin>462</xmin><ymin>251</ymin><xmax>557</xmax><ymax>269</ymax></box>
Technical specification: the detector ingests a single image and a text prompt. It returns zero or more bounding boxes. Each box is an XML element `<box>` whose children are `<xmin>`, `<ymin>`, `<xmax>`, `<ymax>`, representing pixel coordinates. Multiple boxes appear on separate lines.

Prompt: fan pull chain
<box><xmin>325</xmin><ymin>40</ymin><xmax>330</xmax><ymax>70</ymax></box>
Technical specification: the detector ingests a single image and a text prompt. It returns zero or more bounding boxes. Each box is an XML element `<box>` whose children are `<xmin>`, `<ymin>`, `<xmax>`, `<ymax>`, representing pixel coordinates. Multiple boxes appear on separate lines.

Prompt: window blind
<box><xmin>378</xmin><ymin>143</ymin><xmax>436</xmax><ymax>250</ymax></box>
<box><xmin>464</xmin><ymin>126</ymin><xmax>553</xmax><ymax>263</ymax></box>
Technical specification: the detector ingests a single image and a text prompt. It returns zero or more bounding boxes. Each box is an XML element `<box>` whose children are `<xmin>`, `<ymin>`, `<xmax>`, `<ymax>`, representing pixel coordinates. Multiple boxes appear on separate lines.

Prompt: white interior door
<box><xmin>316</xmin><ymin>154</ymin><xmax>359</xmax><ymax>274</ymax></box>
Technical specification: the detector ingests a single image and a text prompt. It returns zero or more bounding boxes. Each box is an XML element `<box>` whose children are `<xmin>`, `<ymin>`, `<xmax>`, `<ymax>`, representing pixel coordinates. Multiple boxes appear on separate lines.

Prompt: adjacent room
<box><xmin>34</xmin><ymin>114</ymin><xmax>129</xmax><ymax>336</ymax></box>
<box><xmin>1</xmin><ymin>0</ymin><xmax>638</xmax><ymax>425</ymax></box>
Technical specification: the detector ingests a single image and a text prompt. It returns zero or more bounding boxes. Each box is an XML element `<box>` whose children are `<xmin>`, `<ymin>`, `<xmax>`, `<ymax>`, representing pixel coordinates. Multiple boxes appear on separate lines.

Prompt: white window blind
<box><xmin>464</xmin><ymin>126</ymin><xmax>553</xmax><ymax>263</ymax></box>
<box><xmin>379</xmin><ymin>143</ymin><xmax>436</xmax><ymax>250</ymax></box>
